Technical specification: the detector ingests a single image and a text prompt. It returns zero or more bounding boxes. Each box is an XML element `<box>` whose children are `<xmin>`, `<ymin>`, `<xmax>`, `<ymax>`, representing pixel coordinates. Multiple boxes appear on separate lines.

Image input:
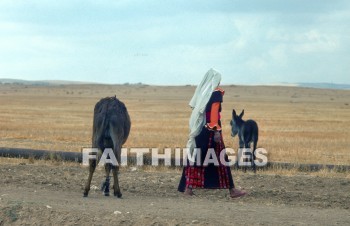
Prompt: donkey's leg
<box><xmin>239</xmin><ymin>139</ymin><xmax>245</xmax><ymax>171</ymax></box>
<box><xmin>102</xmin><ymin>163</ymin><xmax>112</xmax><ymax>196</ymax></box>
<box><xmin>252</xmin><ymin>150</ymin><xmax>256</xmax><ymax>173</ymax></box>
<box><xmin>113</xmin><ymin>144</ymin><xmax>122</xmax><ymax>198</ymax></box>
<box><xmin>83</xmin><ymin>158</ymin><xmax>97</xmax><ymax>197</ymax></box>
<box><xmin>109</xmin><ymin>115</ymin><xmax>125</xmax><ymax>198</ymax></box>
<box><xmin>252</xmin><ymin>140</ymin><xmax>257</xmax><ymax>173</ymax></box>
<box><xmin>84</xmin><ymin>134</ymin><xmax>101</xmax><ymax>197</ymax></box>
<box><xmin>244</xmin><ymin>142</ymin><xmax>252</xmax><ymax>173</ymax></box>
<box><xmin>112</xmin><ymin>167</ymin><xmax>122</xmax><ymax>198</ymax></box>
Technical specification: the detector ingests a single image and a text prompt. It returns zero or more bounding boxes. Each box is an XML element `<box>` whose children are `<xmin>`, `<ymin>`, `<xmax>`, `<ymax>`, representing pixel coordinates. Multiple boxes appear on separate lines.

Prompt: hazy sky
<box><xmin>0</xmin><ymin>0</ymin><xmax>349</xmax><ymax>85</ymax></box>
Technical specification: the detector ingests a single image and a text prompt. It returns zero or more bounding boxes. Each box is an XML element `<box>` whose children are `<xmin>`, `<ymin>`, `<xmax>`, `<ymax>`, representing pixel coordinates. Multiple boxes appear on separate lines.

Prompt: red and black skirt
<box><xmin>178</xmin><ymin>126</ymin><xmax>234</xmax><ymax>192</ymax></box>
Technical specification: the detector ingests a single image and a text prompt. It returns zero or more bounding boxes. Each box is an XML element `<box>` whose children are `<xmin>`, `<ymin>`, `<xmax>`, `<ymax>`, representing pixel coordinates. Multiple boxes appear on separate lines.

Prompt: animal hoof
<box><xmin>83</xmin><ymin>193</ymin><xmax>88</xmax><ymax>197</ymax></box>
<box><xmin>114</xmin><ymin>192</ymin><xmax>122</xmax><ymax>198</ymax></box>
<box><xmin>104</xmin><ymin>193</ymin><xmax>110</xmax><ymax>196</ymax></box>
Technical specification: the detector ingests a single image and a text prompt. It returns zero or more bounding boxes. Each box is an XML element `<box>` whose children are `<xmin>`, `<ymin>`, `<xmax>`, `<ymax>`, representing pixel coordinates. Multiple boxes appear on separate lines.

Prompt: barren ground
<box><xmin>0</xmin><ymin>162</ymin><xmax>349</xmax><ymax>225</ymax></box>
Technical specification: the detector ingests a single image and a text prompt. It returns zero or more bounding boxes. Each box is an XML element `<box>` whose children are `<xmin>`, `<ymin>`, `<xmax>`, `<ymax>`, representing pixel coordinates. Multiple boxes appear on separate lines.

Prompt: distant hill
<box><xmin>1</xmin><ymin>79</ymin><xmax>349</xmax><ymax>90</ymax></box>
<box><xmin>296</xmin><ymin>83</ymin><xmax>350</xmax><ymax>90</ymax></box>
<box><xmin>0</xmin><ymin>79</ymin><xmax>95</xmax><ymax>86</ymax></box>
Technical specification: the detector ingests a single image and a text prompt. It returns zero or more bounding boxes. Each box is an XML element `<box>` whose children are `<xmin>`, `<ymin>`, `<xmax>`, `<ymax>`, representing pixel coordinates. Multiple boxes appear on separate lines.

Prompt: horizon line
<box><xmin>1</xmin><ymin>78</ymin><xmax>350</xmax><ymax>87</ymax></box>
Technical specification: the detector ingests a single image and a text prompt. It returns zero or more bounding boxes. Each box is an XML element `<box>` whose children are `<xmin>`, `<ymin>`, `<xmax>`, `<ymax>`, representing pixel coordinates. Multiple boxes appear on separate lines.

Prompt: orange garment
<box><xmin>206</xmin><ymin>102</ymin><xmax>221</xmax><ymax>131</ymax></box>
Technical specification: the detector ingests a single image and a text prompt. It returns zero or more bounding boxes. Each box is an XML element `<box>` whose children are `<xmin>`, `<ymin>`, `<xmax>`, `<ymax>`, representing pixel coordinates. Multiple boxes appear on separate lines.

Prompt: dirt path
<box><xmin>1</xmin><ymin>163</ymin><xmax>349</xmax><ymax>225</ymax></box>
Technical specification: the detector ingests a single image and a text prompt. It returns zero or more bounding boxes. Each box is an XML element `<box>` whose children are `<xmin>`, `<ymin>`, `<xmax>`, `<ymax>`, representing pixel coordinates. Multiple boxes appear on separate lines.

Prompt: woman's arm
<box><xmin>206</xmin><ymin>102</ymin><xmax>221</xmax><ymax>131</ymax></box>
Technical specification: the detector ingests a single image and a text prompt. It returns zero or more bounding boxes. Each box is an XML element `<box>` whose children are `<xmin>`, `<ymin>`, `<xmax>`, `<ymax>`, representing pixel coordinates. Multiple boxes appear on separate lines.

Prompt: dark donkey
<box><xmin>83</xmin><ymin>96</ymin><xmax>131</xmax><ymax>197</ymax></box>
<box><xmin>230</xmin><ymin>109</ymin><xmax>259</xmax><ymax>173</ymax></box>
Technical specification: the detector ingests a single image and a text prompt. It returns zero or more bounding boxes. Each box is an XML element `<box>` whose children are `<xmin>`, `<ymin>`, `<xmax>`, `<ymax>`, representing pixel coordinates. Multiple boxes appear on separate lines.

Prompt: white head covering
<box><xmin>187</xmin><ymin>68</ymin><xmax>222</xmax><ymax>154</ymax></box>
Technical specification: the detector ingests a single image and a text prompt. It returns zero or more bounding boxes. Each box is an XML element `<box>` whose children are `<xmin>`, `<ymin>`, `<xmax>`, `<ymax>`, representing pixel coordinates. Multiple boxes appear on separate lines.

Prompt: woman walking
<box><xmin>178</xmin><ymin>68</ymin><xmax>246</xmax><ymax>198</ymax></box>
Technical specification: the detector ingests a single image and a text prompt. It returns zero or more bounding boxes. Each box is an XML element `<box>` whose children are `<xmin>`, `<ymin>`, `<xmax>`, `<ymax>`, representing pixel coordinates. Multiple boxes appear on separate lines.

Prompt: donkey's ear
<box><xmin>232</xmin><ymin>109</ymin><xmax>237</xmax><ymax>118</ymax></box>
<box><xmin>239</xmin><ymin>109</ymin><xmax>244</xmax><ymax>118</ymax></box>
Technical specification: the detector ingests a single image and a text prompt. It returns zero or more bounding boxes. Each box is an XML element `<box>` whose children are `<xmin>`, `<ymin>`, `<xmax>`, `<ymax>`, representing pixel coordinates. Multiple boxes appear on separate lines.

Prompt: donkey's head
<box><xmin>230</xmin><ymin>109</ymin><xmax>244</xmax><ymax>137</ymax></box>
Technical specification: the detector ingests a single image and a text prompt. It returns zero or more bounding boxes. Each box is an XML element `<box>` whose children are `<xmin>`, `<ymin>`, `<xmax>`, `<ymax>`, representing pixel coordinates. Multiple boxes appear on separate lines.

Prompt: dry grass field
<box><xmin>1</xmin><ymin>83</ymin><xmax>349</xmax><ymax>165</ymax></box>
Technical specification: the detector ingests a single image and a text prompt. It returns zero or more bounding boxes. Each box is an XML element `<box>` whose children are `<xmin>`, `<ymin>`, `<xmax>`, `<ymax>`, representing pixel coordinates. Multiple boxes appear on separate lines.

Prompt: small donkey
<box><xmin>230</xmin><ymin>109</ymin><xmax>259</xmax><ymax>173</ymax></box>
